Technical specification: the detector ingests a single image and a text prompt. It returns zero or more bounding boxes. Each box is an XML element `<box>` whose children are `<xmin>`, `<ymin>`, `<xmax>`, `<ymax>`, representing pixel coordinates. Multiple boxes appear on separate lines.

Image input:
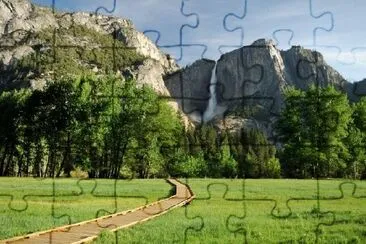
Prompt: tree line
<box><xmin>166</xmin><ymin>126</ymin><xmax>280</xmax><ymax>178</ymax></box>
<box><xmin>0</xmin><ymin>76</ymin><xmax>365</xmax><ymax>179</ymax></box>
<box><xmin>0</xmin><ymin>75</ymin><xmax>183</xmax><ymax>178</ymax></box>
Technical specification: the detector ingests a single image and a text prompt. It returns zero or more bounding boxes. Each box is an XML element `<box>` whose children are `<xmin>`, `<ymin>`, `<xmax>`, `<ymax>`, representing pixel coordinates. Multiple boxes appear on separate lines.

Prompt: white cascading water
<box><xmin>203</xmin><ymin>63</ymin><xmax>218</xmax><ymax>122</ymax></box>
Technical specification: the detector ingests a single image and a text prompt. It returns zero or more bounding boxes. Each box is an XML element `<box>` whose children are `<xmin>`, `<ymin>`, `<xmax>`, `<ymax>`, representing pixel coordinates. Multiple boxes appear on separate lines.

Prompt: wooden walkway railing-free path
<box><xmin>2</xmin><ymin>179</ymin><xmax>194</xmax><ymax>244</ymax></box>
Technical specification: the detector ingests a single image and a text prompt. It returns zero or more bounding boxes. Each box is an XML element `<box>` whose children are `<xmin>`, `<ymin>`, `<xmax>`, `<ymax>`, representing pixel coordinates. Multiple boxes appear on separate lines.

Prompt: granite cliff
<box><xmin>165</xmin><ymin>39</ymin><xmax>364</xmax><ymax>138</ymax></box>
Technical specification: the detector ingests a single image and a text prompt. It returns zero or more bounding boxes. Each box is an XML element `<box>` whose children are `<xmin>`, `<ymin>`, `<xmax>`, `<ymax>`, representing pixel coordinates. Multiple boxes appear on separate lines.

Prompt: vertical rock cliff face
<box><xmin>165</xmin><ymin>38</ymin><xmax>362</xmax><ymax>137</ymax></box>
<box><xmin>216</xmin><ymin>39</ymin><xmax>284</xmax><ymax>116</ymax></box>
<box><xmin>214</xmin><ymin>39</ymin><xmax>285</xmax><ymax>137</ymax></box>
<box><xmin>164</xmin><ymin>59</ymin><xmax>216</xmax><ymax>120</ymax></box>
<box><xmin>215</xmin><ymin>39</ymin><xmax>350</xmax><ymax>116</ymax></box>
<box><xmin>281</xmin><ymin>46</ymin><xmax>348</xmax><ymax>90</ymax></box>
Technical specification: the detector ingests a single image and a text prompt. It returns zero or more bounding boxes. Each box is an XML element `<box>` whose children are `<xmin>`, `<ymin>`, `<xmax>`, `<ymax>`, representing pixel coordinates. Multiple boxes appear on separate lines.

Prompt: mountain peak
<box><xmin>251</xmin><ymin>38</ymin><xmax>276</xmax><ymax>46</ymax></box>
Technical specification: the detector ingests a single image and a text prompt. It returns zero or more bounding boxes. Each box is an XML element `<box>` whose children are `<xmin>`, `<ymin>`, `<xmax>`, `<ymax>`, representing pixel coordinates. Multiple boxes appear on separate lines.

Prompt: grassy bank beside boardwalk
<box><xmin>96</xmin><ymin>179</ymin><xmax>366</xmax><ymax>243</ymax></box>
<box><xmin>1</xmin><ymin>178</ymin><xmax>365</xmax><ymax>243</ymax></box>
<box><xmin>0</xmin><ymin>178</ymin><xmax>171</xmax><ymax>239</ymax></box>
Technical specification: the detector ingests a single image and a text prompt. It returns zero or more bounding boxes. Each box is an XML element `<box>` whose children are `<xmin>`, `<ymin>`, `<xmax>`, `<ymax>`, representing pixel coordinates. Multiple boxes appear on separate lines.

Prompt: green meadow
<box><xmin>96</xmin><ymin>179</ymin><xmax>366</xmax><ymax>243</ymax></box>
<box><xmin>0</xmin><ymin>178</ymin><xmax>171</xmax><ymax>239</ymax></box>
<box><xmin>0</xmin><ymin>178</ymin><xmax>365</xmax><ymax>243</ymax></box>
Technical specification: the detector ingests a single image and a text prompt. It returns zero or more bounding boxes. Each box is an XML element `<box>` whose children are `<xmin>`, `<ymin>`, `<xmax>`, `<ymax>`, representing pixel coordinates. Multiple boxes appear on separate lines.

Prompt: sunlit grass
<box><xmin>0</xmin><ymin>178</ymin><xmax>172</xmax><ymax>239</ymax></box>
<box><xmin>102</xmin><ymin>179</ymin><xmax>366</xmax><ymax>243</ymax></box>
<box><xmin>1</xmin><ymin>178</ymin><xmax>365</xmax><ymax>243</ymax></box>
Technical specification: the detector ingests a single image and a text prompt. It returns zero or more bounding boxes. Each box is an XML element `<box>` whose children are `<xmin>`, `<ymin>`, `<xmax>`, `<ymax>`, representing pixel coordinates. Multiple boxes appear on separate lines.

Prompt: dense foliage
<box><xmin>277</xmin><ymin>85</ymin><xmax>366</xmax><ymax>179</ymax></box>
<box><xmin>166</xmin><ymin>125</ymin><xmax>279</xmax><ymax>178</ymax></box>
<box><xmin>0</xmin><ymin>76</ymin><xmax>182</xmax><ymax>178</ymax></box>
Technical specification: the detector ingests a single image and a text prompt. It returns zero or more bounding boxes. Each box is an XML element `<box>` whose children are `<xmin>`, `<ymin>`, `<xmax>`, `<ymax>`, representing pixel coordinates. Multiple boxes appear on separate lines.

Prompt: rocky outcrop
<box><xmin>164</xmin><ymin>59</ymin><xmax>216</xmax><ymax>117</ymax></box>
<box><xmin>214</xmin><ymin>39</ymin><xmax>356</xmax><ymax>137</ymax></box>
<box><xmin>281</xmin><ymin>46</ymin><xmax>348</xmax><ymax>90</ymax></box>
<box><xmin>350</xmin><ymin>78</ymin><xmax>366</xmax><ymax>100</ymax></box>
<box><xmin>216</xmin><ymin>39</ymin><xmax>283</xmax><ymax>116</ymax></box>
<box><xmin>216</xmin><ymin>38</ymin><xmax>350</xmax><ymax>113</ymax></box>
<box><xmin>0</xmin><ymin>0</ymin><xmax>178</xmax><ymax>91</ymax></box>
<box><xmin>124</xmin><ymin>59</ymin><xmax>170</xmax><ymax>96</ymax></box>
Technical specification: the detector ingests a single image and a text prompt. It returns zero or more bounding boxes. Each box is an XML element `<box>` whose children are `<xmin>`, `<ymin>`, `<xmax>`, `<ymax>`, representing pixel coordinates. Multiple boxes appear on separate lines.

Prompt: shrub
<box><xmin>180</xmin><ymin>153</ymin><xmax>207</xmax><ymax>177</ymax></box>
<box><xmin>70</xmin><ymin>167</ymin><xmax>89</xmax><ymax>178</ymax></box>
<box><xmin>264</xmin><ymin>157</ymin><xmax>281</xmax><ymax>178</ymax></box>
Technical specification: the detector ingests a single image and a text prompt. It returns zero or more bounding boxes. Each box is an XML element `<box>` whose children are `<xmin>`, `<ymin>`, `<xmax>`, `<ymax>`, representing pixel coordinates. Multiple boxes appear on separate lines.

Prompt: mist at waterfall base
<box><xmin>188</xmin><ymin>63</ymin><xmax>227</xmax><ymax>124</ymax></box>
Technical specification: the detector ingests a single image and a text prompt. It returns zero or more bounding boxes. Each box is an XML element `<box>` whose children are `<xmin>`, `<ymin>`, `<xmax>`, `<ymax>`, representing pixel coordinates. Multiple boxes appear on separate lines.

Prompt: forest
<box><xmin>0</xmin><ymin>75</ymin><xmax>365</xmax><ymax>179</ymax></box>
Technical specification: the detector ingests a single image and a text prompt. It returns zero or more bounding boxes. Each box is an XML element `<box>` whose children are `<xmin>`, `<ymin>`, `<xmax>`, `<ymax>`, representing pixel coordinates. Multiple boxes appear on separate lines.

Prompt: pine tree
<box><xmin>219</xmin><ymin>132</ymin><xmax>238</xmax><ymax>178</ymax></box>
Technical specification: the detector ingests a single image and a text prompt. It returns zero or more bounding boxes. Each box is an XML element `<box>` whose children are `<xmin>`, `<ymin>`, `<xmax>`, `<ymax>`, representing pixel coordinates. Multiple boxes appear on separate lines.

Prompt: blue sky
<box><xmin>31</xmin><ymin>0</ymin><xmax>366</xmax><ymax>81</ymax></box>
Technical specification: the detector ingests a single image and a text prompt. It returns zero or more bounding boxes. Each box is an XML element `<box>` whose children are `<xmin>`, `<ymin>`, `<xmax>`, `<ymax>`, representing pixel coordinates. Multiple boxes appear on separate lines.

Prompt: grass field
<box><xmin>0</xmin><ymin>178</ymin><xmax>172</xmax><ymax>239</ymax></box>
<box><xmin>1</xmin><ymin>178</ymin><xmax>365</xmax><ymax>243</ymax></box>
<box><xmin>95</xmin><ymin>179</ymin><xmax>366</xmax><ymax>244</ymax></box>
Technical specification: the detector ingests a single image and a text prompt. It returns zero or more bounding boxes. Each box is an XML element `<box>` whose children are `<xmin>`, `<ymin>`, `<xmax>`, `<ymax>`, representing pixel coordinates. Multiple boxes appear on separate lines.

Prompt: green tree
<box><xmin>198</xmin><ymin>125</ymin><xmax>220</xmax><ymax>177</ymax></box>
<box><xmin>131</xmin><ymin>97</ymin><xmax>183</xmax><ymax>178</ymax></box>
<box><xmin>277</xmin><ymin>85</ymin><xmax>352</xmax><ymax>178</ymax></box>
<box><xmin>219</xmin><ymin>133</ymin><xmax>238</xmax><ymax>178</ymax></box>
<box><xmin>179</xmin><ymin>152</ymin><xmax>207</xmax><ymax>177</ymax></box>
<box><xmin>0</xmin><ymin>90</ymin><xmax>30</xmax><ymax>176</ymax></box>
<box><xmin>346</xmin><ymin>97</ymin><xmax>366</xmax><ymax>179</ymax></box>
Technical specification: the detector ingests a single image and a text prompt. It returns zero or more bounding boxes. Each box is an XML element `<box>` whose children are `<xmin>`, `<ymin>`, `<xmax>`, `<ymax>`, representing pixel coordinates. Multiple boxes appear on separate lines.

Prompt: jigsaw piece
<box><xmin>224</xmin><ymin>0</ymin><xmax>332</xmax><ymax>50</ymax></box>
<box><xmin>215</xmin><ymin>44</ymin><xmax>280</xmax><ymax>143</ymax></box>
<box><xmin>142</xmin><ymin>0</ymin><xmax>203</xmax><ymax>64</ymax></box>
<box><xmin>51</xmin><ymin>178</ymin><xmax>149</xmax><ymax>228</ymax></box>
<box><xmin>180</xmin><ymin>0</ymin><xmax>244</xmax><ymax>60</ymax></box>
<box><xmin>216</xmin><ymin>44</ymin><xmax>280</xmax><ymax>119</ymax></box>
<box><xmin>226</xmin><ymin>178</ymin><xmax>338</xmax><ymax>243</ymax></box>
<box><xmin>0</xmin><ymin>177</ymin><xmax>52</xmax><ymax>212</ymax></box>
<box><xmin>315</xmin><ymin>181</ymin><xmax>366</xmax><ymax>243</ymax></box>
<box><xmin>183</xmin><ymin>179</ymin><xmax>246</xmax><ymax>243</ymax></box>
<box><xmin>163</xmin><ymin>59</ymin><xmax>215</xmax><ymax>117</ymax></box>
<box><xmin>0</xmin><ymin>177</ymin><xmax>54</xmax><ymax>239</ymax></box>
<box><xmin>52</xmin><ymin>179</ymin><xmax>116</xmax><ymax>226</ymax></box>
<box><xmin>296</xmin><ymin>50</ymin><xmax>348</xmax><ymax>89</ymax></box>
<box><xmin>105</xmin><ymin>0</ymin><xmax>199</xmax><ymax>63</ymax></box>
<box><xmin>279</xmin><ymin>180</ymin><xmax>366</xmax><ymax>243</ymax></box>
<box><xmin>311</xmin><ymin>0</ymin><xmax>366</xmax><ymax>80</ymax></box>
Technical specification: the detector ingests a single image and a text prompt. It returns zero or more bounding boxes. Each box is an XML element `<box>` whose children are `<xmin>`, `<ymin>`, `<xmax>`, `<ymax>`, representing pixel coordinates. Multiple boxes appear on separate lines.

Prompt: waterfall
<box><xmin>203</xmin><ymin>63</ymin><xmax>218</xmax><ymax>122</ymax></box>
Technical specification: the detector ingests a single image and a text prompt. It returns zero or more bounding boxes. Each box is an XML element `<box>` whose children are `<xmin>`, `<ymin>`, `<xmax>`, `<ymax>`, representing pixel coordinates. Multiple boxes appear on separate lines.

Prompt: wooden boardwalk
<box><xmin>3</xmin><ymin>179</ymin><xmax>194</xmax><ymax>244</ymax></box>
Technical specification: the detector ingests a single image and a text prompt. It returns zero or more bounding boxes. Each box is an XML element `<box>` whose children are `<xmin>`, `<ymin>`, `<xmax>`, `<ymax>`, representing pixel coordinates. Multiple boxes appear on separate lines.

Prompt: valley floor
<box><xmin>1</xmin><ymin>178</ymin><xmax>365</xmax><ymax>243</ymax></box>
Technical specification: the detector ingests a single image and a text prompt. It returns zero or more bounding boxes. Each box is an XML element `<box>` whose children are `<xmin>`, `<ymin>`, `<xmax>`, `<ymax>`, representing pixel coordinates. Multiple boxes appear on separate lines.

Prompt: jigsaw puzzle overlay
<box><xmin>1</xmin><ymin>0</ymin><xmax>365</xmax><ymax>243</ymax></box>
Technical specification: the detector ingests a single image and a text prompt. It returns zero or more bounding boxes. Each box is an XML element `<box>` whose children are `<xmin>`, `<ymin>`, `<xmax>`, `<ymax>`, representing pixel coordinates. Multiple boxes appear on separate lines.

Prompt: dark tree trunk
<box><xmin>0</xmin><ymin>145</ymin><xmax>9</xmax><ymax>176</ymax></box>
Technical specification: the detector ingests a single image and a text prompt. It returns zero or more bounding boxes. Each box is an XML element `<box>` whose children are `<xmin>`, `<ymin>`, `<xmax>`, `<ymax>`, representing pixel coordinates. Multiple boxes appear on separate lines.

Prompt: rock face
<box><xmin>351</xmin><ymin>79</ymin><xmax>366</xmax><ymax>100</ymax></box>
<box><xmin>164</xmin><ymin>59</ymin><xmax>216</xmax><ymax>118</ymax></box>
<box><xmin>216</xmin><ymin>39</ymin><xmax>350</xmax><ymax>113</ymax></box>
<box><xmin>0</xmin><ymin>0</ymin><xmax>178</xmax><ymax>91</ymax></box>
<box><xmin>165</xmin><ymin>38</ymin><xmax>364</xmax><ymax>138</ymax></box>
